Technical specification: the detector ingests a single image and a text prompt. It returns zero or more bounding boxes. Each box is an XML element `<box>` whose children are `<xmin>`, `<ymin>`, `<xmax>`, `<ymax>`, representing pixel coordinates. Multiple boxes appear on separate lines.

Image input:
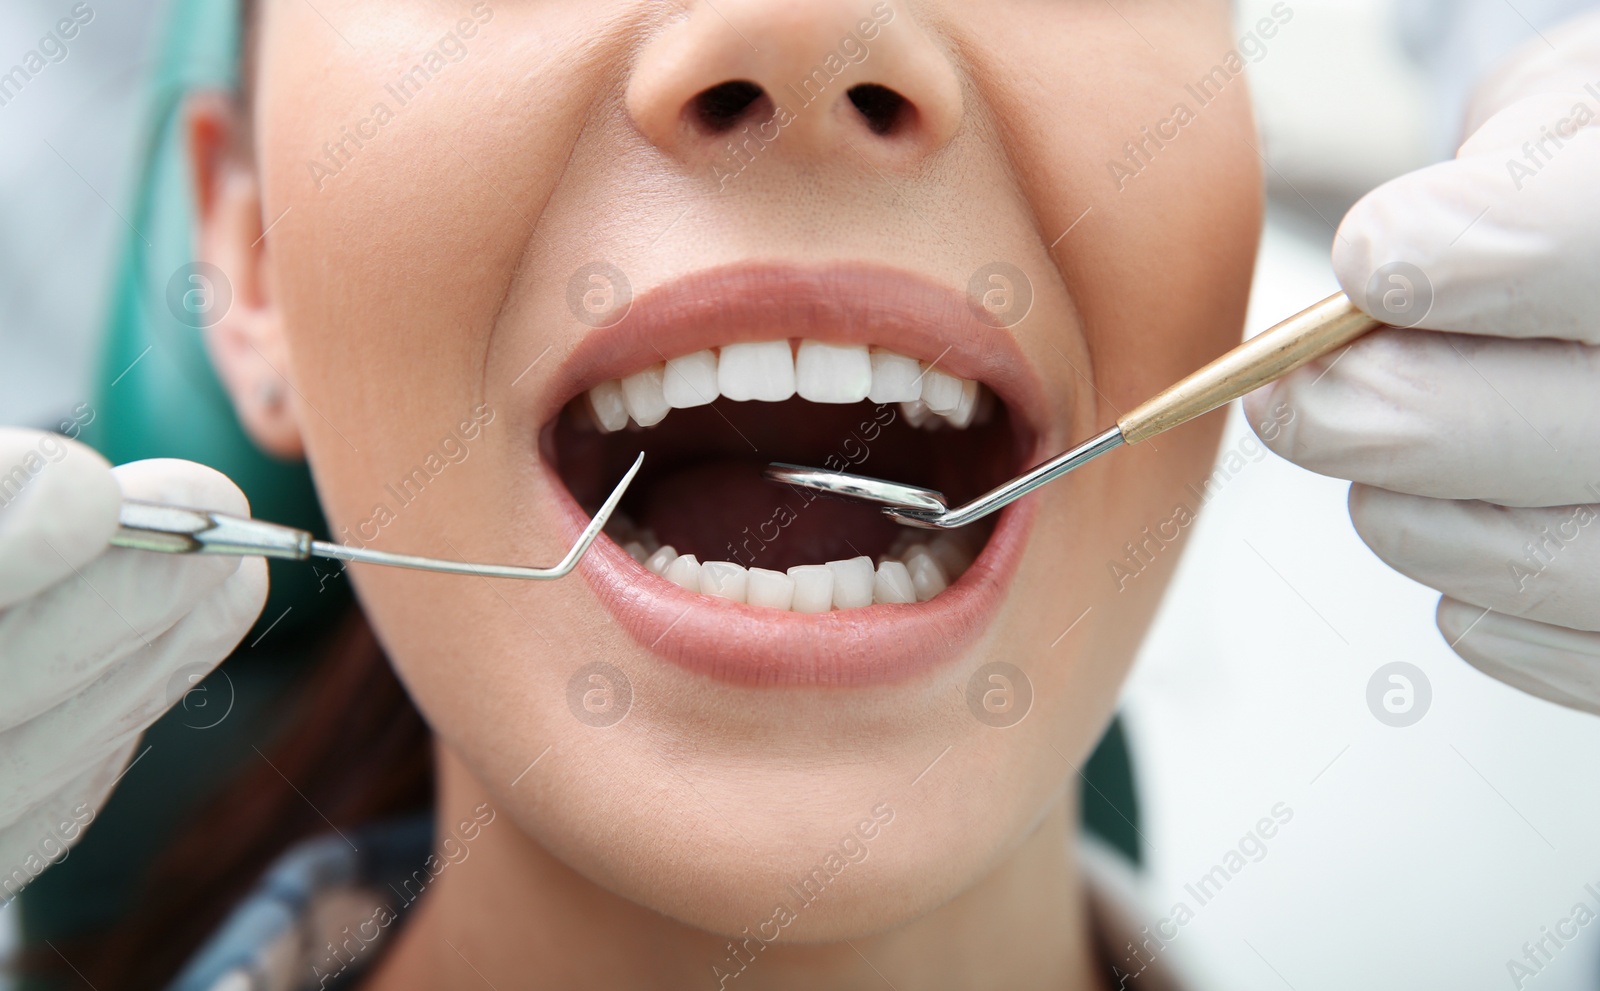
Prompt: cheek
<box><xmin>964</xmin><ymin>7</ymin><xmax>1259</xmax><ymax>356</ymax></box>
<box><xmin>954</xmin><ymin>3</ymin><xmax>1260</xmax><ymax>804</ymax></box>
<box><xmin>245</xmin><ymin>8</ymin><xmax>657</xmax><ymax>806</ymax></box>
<box><xmin>255</xmin><ymin>3</ymin><xmax>605</xmax><ymax>479</ymax></box>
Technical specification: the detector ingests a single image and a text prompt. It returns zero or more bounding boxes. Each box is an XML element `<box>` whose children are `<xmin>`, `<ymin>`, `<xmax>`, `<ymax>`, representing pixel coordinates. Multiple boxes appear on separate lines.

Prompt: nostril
<box><xmin>846</xmin><ymin>84</ymin><xmax>910</xmax><ymax>136</ymax></box>
<box><xmin>690</xmin><ymin>80</ymin><xmax>771</xmax><ymax>133</ymax></box>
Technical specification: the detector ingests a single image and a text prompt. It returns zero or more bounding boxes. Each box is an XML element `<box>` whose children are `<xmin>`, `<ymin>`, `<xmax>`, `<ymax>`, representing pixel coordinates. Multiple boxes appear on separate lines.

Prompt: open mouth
<box><xmin>550</xmin><ymin>339</ymin><xmax>1022</xmax><ymax>612</ymax></box>
<box><xmin>535</xmin><ymin>264</ymin><xmax>1052</xmax><ymax>686</ymax></box>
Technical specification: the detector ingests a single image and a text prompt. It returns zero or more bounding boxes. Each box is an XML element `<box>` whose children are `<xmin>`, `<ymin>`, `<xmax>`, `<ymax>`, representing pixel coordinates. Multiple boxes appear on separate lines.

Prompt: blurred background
<box><xmin>2</xmin><ymin>0</ymin><xmax>1599</xmax><ymax>987</ymax></box>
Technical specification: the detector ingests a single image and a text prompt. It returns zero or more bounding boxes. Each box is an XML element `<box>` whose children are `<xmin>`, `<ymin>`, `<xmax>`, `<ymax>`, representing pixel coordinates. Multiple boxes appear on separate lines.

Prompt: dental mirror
<box><xmin>765</xmin><ymin>292</ymin><xmax>1382</xmax><ymax>529</ymax></box>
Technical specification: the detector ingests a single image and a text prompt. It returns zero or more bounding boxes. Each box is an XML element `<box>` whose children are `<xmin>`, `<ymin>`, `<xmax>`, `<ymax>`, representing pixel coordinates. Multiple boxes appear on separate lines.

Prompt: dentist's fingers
<box><xmin>1348</xmin><ymin>484</ymin><xmax>1600</xmax><ymax>632</ymax></box>
<box><xmin>1244</xmin><ymin>328</ymin><xmax>1600</xmax><ymax>508</ymax></box>
<box><xmin>0</xmin><ymin>554</ymin><xmax>266</xmax><ymax>821</ymax></box>
<box><xmin>110</xmin><ymin>458</ymin><xmax>252</xmax><ymax>517</ymax></box>
<box><xmin>0</xmin><ymin>428</ymin><xmax>121</xmax><ymax>610</ymax></box>
<box><xmin>1333</xmin><ymin>96</ymin><xmax>1600</xmax><ymax>344</ymax></box>
<box><xmin>0</xmin><ymin>741</ymin><xmax>133</xmax><ymax>865</ymax></box>
<box><xmin>1466</xmin><ymin>14</ymin><xmax>1600</xmax><ymax>147</ymax></box>
<box><xmin>1438</xmin><ymin>596</ymin><xmax>1600</xmax><ymax>718</ymax></box>
<box><xmin>0</xmin><ymin>460</ymin><xmax>257</xmax><ymax>730</ymax></box>
<box><xmin>0</xmin><ymin>548</ymin><xmax>250</xmax><ymax>730</ymax></box>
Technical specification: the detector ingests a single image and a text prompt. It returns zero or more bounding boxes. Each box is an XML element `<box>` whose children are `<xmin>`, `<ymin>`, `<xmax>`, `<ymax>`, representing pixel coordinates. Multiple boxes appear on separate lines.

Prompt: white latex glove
<box><xmin>0</xmin><ymin>428</ymin><xmax>266</xmax><ymax>898</ymax></box>
<box><xmin>1246</xmin><ymin>13</ymin><xmax>1600</xmax><ymax>716</ymax></box>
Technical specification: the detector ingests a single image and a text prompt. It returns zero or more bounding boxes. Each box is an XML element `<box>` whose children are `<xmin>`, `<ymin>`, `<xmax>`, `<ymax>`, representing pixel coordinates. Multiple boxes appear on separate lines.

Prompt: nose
<box><xmin>626</xmin><ymin>0</ymin><xmax>962</xmax><ymax>168</ymax></box>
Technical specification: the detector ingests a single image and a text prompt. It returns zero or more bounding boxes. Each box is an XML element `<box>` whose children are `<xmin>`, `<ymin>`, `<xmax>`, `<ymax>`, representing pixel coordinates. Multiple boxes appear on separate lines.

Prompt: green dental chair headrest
<box><xmin>83</xmin><ymin>0</ymin><xmax>341</xmax><ymax>634</ymax></box>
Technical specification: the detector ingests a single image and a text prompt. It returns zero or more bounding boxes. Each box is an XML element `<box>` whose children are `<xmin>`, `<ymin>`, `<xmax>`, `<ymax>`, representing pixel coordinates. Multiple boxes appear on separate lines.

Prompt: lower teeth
<box><xmin>608</xmin><ymin>513</ymin><xmax>978</xmax><ymax>612</ymax></box>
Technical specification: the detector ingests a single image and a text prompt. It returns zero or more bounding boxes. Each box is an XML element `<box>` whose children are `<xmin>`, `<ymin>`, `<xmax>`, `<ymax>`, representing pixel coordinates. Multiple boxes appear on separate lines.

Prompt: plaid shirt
<box><xmin>166</xmin><ymin>817</ymin><xmax>432</xmax><ymax>991</ymax></box>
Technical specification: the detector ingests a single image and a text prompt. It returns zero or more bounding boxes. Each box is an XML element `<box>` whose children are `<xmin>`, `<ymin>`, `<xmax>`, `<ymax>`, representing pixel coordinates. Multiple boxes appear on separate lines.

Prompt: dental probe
<box><xmin>109</xmin><ymin>452</ymin><xmax>644</xmax><ymax>579</ymax></box>
<box><xmin>767</xmin><ymin>291</ymin><xmax>1380</xmax><ymax>529</ymax></box>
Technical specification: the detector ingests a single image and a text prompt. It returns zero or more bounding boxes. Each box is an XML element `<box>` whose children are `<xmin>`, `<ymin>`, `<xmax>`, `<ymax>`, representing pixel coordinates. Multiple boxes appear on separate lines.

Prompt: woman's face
<box><xmin>207</xmin><ymin>0</ymin><xmax>1258</xmax><ymax>939</ymax></box>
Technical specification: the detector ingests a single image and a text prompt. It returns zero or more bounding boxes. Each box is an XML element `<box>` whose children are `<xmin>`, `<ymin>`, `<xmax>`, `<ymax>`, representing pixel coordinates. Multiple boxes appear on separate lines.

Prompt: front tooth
<box><xmin>621</xmin><ymin>364</ymin><xmax>670</xmax><ymax>426</ymax></box>
<box><xmin>941</xmin><ymin>379</ymin><xmax>979</xmax><ymax>428</ymax></box>
<box><xmin>699</xmin><ymin>561</ymin><xmax>749</xmax><ymax>602</ymax></box>
<box><xmin>920</xmin><ymin>367</ymin><xmax>965</xmax><ymax>414</ymax></box>
<box><xmin>664</xmin><ymin>554</ymin><xmax>701</xmax><ymax>590</ymax></box>
<box><xmin>826</xmin><ymin>556</ymin><xmax>875</xmax><ymax>609</ymax></box>
<box><xmin>795</xmin><ymin>340</ymin><xmax>871</xmax><ymax>404</ymax></box>
<box><xmin>645</xmin><ymin>545</ymin><xmax>679</xmax><ymax>576</ymax></box>
<box><xmin>587</xmin><ymin>380</ymin><xmax>629</xmax><ymax>433</ymax></box>
<box><xmin>663</xmin><ymin>350</ymin><xmax>719</xmax><ymax>409</ymax></box>
<box><xmin>903</xmin><ymin>546</ymin><xmax>949</xmax><ymax>601</ymax></box>
<box><xmin>787</xmin><ymin>565</ymin><xmax>835</xmax><ymax>613</ymax></box>
<box><xmin>868</xmin><ymin>349</ymin><xmax>923</xmax><ymax>403</ymax></box>
<box><xmin>718</xmin><ymin>341</ymin><xmax>796</xmax><ymax>402</ymax></box>
<box><xmin>747</xmin><ymin>568</ymin><xmax>795</xmax><ymax>609</ymax></box>
<box><xmin>873</xmin><ymin>561</ymin><xmax>917</xmax><ymax>604</ymax></box>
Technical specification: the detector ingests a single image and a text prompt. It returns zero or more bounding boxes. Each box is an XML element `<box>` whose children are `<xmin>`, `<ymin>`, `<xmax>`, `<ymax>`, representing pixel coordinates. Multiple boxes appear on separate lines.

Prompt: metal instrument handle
<box><xmin>1116</xmin><ymin>292</ymin><xmax>1380</xmax><ymax>445</ymax></box>
<box><xmin>111</xmin><ymin>501</ymin><xmax>313</xmax><ymax>560</ymax></box>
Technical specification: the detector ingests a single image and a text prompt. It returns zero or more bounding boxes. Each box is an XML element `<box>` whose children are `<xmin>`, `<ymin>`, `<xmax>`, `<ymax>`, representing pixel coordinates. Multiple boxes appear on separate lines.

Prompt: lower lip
<box><xmin>554</xmin><ymin>485</ymin><xmax>1038</xmax><ymax>688</ymax></box>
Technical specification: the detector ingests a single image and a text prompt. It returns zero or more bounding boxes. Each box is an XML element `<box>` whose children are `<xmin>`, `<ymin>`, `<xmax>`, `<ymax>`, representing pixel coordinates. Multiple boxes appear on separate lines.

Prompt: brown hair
<box><xmin>85</xmin><ymin>610</ymin><xmax>433</xmax><ymax>988</ymax></box>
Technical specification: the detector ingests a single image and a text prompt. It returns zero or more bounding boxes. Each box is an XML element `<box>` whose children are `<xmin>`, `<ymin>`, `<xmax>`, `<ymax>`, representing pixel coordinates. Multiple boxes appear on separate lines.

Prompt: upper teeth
<box><xmin>719</xmin><ymin>341</ymin><xmax>796</xmax><ymax>401</ymax></box>
<box><xmin>582</xmin><ymin>340</ymin><xmax>989</xmax><ymax>432</ymax></box>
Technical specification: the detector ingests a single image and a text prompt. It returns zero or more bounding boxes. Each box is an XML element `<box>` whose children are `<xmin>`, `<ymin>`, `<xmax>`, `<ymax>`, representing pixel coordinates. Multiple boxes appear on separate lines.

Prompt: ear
<box><xmin>186</xmin><ymin>90</ymin><xmax>304</xmax><ymax>459</ymax></box>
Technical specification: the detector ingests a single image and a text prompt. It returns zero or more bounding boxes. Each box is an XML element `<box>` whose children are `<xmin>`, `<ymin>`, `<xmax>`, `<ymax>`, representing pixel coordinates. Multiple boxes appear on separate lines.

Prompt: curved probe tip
<box><xmin>556</xmin><ymin>451</ymin><xmax>645</xmax><ymax>576</ymax></box>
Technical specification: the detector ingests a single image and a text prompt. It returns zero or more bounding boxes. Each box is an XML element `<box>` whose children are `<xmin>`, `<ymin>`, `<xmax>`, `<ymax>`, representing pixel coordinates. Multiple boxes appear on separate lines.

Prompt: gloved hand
<box><xmin>1245</xmin><ymin>13</ymin><xmax>1600</xmax><ymax>716</ymax></box>
<box><xmin>0</xmin><ymin>428</ymin><xmax>266</xmax><ymax>897</ymax></box>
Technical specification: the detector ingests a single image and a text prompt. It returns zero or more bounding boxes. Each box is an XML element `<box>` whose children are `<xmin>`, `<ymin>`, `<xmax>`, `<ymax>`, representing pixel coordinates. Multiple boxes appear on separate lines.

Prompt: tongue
<box><xmin>639</xmin><ymin>461</ymin><xmax>897</xmax><ymax>573</ymax></box>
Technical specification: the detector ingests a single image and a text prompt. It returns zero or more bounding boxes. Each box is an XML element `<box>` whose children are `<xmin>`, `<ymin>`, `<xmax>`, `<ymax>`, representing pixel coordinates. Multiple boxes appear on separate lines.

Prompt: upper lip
<box><xmin>538</xmin><ymin>261</ymin><xmax>1051</xmax><ymax>445</ymax></box>
<box><xmin>538</xmin><ymin>262</ymin><xmax>1054</xmax><ymax>687</ymax></box>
